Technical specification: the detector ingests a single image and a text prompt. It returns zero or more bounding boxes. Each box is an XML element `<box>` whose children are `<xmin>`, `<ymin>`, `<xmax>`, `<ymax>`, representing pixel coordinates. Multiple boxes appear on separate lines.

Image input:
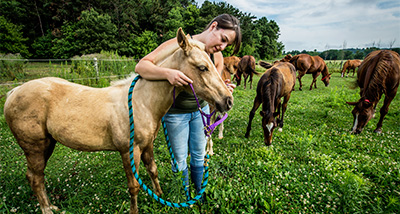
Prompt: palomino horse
<box><xmin>244</xmin><ymin>61</ymin><xmax>296</xmax><ymax>146</ymax></box>
<box><xmin>206</xmin><ymin>56</ymin><xmax>240</xmax><ymax>155</ymax></box>
<box><xmin>4</xmin><ymin>28</ymin><xmax>233</xmax><ymax>214</ymax></box>
<box><xmin>346</xmin><ymin>50</ymin><xmax>400</xmax><ymax>134</ymax></box>
<box><xmin>235</xmin><ymin>55</ymin><xmax>259</xmax><ymax>89</ymax></box>
<box><xmin>288</xmin><ymin>54</ymin><xmax>331</xmax><ymax>90</ymax></box>
<box><xmin>341</xmin><ymin>59</ymin><xmax>362</xmax><ymax>77</ymax></box>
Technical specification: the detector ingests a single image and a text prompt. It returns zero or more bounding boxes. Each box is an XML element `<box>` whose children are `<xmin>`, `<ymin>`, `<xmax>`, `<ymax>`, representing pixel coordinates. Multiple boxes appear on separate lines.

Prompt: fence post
<box><xmin>94</xmin><ymin>57</ymin><xmax>99</xmax><ymax>83</ymax></box>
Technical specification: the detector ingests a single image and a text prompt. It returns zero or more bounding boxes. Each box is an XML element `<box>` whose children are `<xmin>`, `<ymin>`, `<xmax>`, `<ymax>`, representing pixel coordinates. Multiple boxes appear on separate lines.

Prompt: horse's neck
<box><xmin>262</xmin><ymin>79</ymin><xmax>278</xmax><ymax>113</ymax></box>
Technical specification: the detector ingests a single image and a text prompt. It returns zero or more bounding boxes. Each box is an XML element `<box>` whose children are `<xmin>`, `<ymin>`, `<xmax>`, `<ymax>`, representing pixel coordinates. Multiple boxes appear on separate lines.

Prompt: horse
<box><xmin>346</xmin><ymin>50</ymin><xmax>400</xmax><ymax>134</ymax></box>
<box><xmin>288</xmin><ymin>54</ymin><xmax>331</xmax><ymax>91</ymax></box>
<box><xmin>341</xmin><ymin>59</ymin><xmax>362</xmax><ymax>77</ymax></box>
<box><xmin>3</xmin><ymin>28</ymin><xmax>233</xmax><ymax>214</ymax></box>
<box><xmin>223</xmin><ymin>55</ymin><xmax>241</xmax><ymax>81</ymax></box>
<box><xmin>244</xmin><ymin>61</ymin><xmax>296</xmax><ymax>146</ymax></box>
<box><xmin>206</xmin><ymin>56</ymin><xmax>240</xmax><ymax>155</ymax></box>
<box><xmin>235</xmin><ymin>55</ymin><xmax>259</xmax><ymax>89</ymax></box>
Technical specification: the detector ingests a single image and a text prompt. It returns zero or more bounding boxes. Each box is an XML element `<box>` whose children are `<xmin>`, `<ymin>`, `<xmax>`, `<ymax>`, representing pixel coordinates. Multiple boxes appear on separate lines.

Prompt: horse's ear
<box><xmin>346</xmin><ymin>101</ymin><xmax>357</xmax><ymax>106</ymax></box>
<box><xmin>177</xmin><ymin>28</ymin><xmax>191</xmax><ymax>55</ymax></box>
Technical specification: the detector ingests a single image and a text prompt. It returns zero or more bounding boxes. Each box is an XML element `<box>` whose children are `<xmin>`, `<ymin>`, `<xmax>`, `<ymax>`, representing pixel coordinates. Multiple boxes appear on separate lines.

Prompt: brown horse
<box><xmin>288</xmin><ymin>54</ymin><xmax>331</xmax><ymax>90</ymax></box>
<box><xmin>341</xmin><ymin>59</ymin><xmax>362</xmax><ymax>77</ymax></box>
<box><xmin>3</xmin><ymin>28</ymin><xmax>233</xmax><ymax>214</ymax></box>
<box><xmin>244</xmin><ymin>61</ymin><xmax>296</xmax><ymax>145</ymax></box>
<box><xmin>223</xmin><ymin>55</ymin><xmax>241</xmax><ymax>81</ymax></box>
<box><xmin>346</xmin><ymin>50</ymin><xmax>400</xmax><ymax>134</ymax></box>
<box><xmin>235</xmin><ymin>55</ymin><xmax>259</xmax><ymax>89</ymax></box>
<box><xmin>206</xmin><ymin>56</ymin><xmax>240</xmax><ymax>155</ymax></box>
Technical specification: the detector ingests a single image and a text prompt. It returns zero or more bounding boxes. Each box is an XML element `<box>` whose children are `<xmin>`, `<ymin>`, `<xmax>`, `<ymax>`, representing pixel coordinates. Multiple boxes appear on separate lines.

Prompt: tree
<box><xmin>0</xmin><ymin>16</ymin><xmax>29</xmax><ymax>57</ymax></box>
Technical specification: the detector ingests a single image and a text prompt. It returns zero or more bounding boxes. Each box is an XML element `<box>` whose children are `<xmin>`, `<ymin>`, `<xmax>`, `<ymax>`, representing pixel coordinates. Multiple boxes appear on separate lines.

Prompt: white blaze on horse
<box><xmin>4</xmin><ymin>28</ymin><xmax>233</xmax><ymax>214</ymax></box>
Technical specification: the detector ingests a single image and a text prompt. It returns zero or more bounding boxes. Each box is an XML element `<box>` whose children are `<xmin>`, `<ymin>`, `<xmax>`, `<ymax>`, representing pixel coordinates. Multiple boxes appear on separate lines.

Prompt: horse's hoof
<box><xmin>299</xmin><ymin>88</ymin><xmax>302</xmax><ymax>91</ymax></box>
<box><xmin>374</xmin><ymin>128</ymin><xmax>382</xmax><ymax>134</ymax></box>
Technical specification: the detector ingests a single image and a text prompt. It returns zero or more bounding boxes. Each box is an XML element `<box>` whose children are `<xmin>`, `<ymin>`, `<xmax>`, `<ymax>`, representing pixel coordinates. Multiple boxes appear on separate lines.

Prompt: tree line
<box><xmin>0</xmin><ymin>0</ymin><xmax>283</xmax><ymax>60</ymax></box>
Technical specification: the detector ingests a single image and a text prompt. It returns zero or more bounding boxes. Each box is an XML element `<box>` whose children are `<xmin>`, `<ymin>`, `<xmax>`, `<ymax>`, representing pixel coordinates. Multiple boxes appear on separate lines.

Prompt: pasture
<box><xmin>0</xmin><ymin>62</ymin><xmax>399</xmax><ymax>213</ymax></box>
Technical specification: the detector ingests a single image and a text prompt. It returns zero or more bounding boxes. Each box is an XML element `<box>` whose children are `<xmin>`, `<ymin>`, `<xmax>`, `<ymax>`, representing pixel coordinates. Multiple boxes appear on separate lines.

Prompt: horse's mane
<box><xmin>362</xmin><ymin>50</ymin><xmax>393</xmax><ymax>100</ymax></box>
<box><xmin>262</xmin><ymin>68</ymin><xmax>281</xmax><ymax>113</ymax></box>
<box><xmin>110</xmin><ymin>73</ymin><xmax>137</xmax><ymax>86</ymax></box>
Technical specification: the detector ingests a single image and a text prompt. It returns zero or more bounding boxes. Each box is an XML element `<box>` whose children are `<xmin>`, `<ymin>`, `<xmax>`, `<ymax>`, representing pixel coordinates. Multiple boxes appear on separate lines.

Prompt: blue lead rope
<box><xmin>128</xmin><ymin>75</ymin><xmax>210</xmax><ymax>208</ymax></box>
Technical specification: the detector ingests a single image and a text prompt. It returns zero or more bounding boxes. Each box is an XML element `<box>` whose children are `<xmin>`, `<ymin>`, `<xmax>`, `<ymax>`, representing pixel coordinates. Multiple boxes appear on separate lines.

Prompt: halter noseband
<box><xmin>173</xmin><ymin>84</ymin><xmax>228</xmax><ymax>137</ymax></box>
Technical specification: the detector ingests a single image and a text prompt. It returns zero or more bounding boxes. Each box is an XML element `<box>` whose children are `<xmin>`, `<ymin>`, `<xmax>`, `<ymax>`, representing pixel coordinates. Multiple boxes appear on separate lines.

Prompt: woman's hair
<box><xmin>205</xmin><ymin>14</ymin><xmax>242</xmax><ymax>55</ymax></box>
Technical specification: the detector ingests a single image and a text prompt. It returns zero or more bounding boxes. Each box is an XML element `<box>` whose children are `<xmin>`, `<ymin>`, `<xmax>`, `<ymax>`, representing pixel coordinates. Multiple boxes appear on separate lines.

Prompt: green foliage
<box><xmin>31</xmin><ymin>30</ymin><xmax>55</xmax><ymax>58</ymax></box>
<box><xmin>0</xmin><ymin>53</ymin><xmax>26</xmax><ymax>80</ymax></box>
<box><xmin>0</xmin><ymin>16</ymin><xmax>29</xmax><ymax>57</ymax></box>
<box><xmin>130</xmin><ymin>30</ymin><xmax>159</xmax><ymax>59</ymax></box>
<box><xmin>52</xmin><ymin>9</ymin><xmax>120</xmax><ymax>59</ymax></box>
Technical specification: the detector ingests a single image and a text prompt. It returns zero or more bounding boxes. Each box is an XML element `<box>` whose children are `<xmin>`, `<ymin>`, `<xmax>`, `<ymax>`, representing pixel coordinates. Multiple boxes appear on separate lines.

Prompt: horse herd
<box><xmin>3</xmin><ymin>26</ymin><xmax>400</xmax><ymax>214</ymax></box>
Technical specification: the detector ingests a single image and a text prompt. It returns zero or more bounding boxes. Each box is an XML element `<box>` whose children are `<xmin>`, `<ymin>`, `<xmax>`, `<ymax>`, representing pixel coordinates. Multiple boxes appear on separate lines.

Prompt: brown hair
<box><xmin>205</xmin><ymin>14</ymin><xmax>242</xmax><ymax>55</ymax></box>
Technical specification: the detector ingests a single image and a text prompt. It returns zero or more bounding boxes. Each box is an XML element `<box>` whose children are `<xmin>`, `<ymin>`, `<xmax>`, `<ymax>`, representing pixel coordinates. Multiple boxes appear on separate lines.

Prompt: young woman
<box><xmin>135</xmin><ymin>14</ymin><xmax>242</xmax><ymax>200</ymax></box>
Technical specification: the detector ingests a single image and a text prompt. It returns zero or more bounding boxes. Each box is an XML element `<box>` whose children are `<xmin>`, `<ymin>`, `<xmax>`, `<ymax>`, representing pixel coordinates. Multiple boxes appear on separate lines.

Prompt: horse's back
<box><xmin>4</xmin><ymin>77</ymin><xmax>125</xmax><ymax>151</ymax></box>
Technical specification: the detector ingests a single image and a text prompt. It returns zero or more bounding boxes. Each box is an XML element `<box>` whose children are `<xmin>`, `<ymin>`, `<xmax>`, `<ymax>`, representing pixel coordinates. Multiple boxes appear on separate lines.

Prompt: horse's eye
<box><xmin>198</xmin><ymin>65</ymin><xmax>208</xmax><ymax>72</ymax></box>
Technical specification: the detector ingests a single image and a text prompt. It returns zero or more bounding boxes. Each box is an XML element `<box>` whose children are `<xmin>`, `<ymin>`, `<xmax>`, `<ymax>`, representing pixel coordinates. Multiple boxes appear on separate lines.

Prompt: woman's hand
<box><xmin>167</xmin><ymin>69</ymin><xmax>193</xmax><ymax>87</ymax></box>
<box><xmin>224</xmin><ymin>79</ymin><xmax>236</xmax><ymax>93</ymax></box>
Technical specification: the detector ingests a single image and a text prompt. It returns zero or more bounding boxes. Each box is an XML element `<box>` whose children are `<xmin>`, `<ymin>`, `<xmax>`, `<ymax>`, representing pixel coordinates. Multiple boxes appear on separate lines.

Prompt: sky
<box><xmin>194</xmin><ymin>0</ymin><xmax>400</xmax><ymax>52</ymax></box>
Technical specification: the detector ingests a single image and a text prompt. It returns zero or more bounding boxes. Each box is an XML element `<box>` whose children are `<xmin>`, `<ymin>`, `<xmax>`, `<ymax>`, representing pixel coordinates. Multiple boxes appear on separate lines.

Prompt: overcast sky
<box><xmin>195</xmin><ymin>0</ymin><xmax>400</xmax><ymax>52</ymax></box>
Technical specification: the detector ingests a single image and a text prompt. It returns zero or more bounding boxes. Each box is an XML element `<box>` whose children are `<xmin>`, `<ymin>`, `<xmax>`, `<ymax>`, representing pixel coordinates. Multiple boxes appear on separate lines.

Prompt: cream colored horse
<box><xmin>4</xmin><ymin>28</ymin><xmax>233</xmax><ymax>214</ymax></box>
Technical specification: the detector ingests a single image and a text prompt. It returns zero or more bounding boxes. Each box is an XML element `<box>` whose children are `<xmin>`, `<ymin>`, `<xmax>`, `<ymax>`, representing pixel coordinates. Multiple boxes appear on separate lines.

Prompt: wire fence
<box><xmin>0</xmin><ymin>57</ymin><xmax>138</xmax><ymax>87</ymax></box>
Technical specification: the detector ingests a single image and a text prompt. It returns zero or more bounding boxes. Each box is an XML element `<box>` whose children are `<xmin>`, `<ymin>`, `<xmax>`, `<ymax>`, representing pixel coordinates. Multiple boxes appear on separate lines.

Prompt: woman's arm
<box><xmin>135</xmin><ymin>38</ymin><xmax>193</xmax><ymax>87</ymax></box>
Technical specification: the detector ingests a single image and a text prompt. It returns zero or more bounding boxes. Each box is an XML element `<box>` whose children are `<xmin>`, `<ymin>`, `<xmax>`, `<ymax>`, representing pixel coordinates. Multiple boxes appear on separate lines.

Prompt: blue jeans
<box><xmin>164</xmin><ymin>105</ymin><xmax>209</xmax><ymax>172</ymax></box>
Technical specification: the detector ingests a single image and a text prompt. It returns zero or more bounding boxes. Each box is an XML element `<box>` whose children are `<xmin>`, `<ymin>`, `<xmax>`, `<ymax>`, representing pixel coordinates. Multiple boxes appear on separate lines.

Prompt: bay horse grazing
<box><xmin>3</xmin><ymin>28</ymin><xmax>233</xmax><ymax>214</ymax></box>
<box><xmin>244</xmin><ymin>61</ymin><xmax>296</xmax><ymax>145</ymax></box>
<box><xmin>346</xmin><ymin>50</ymin><xmax>400</xmax><ymax>134</ymax></box>
<box><xmin>289</xmin><ymin>54</ymin><xmax>331</xmax><ymax>90</ymax></box>
<box><xmin>235</xmin><ymin>55</ymin><xmax>259</xmax><ymax>89</ymax></box>
<box><xmin>341</xmin><ymin>59</ymin><xmax>362</xmax><ymax>77</ymax></box>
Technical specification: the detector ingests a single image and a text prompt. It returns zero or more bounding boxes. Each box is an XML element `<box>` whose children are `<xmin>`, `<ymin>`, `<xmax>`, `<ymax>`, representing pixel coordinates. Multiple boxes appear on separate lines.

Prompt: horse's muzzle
<box><xmin>216</xmin><ymin>96</ymin><xmax>233</xmax><ymax>112</ymax></box>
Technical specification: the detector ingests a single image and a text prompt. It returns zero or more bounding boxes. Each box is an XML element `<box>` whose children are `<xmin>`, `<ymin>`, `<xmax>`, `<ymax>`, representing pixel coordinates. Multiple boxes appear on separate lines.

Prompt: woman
<box><xmin>135</xmin><ymin>14</ymin><xmax>241</xmax><ymax>200</ymax></box>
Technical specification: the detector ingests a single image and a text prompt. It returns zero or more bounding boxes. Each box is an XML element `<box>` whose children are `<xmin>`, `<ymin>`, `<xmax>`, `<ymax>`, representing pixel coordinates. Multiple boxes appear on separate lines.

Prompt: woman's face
<box><xmin>206</xmin><ymin>24</ymin><xmax>236</xmax><ymax>54</ymax></box>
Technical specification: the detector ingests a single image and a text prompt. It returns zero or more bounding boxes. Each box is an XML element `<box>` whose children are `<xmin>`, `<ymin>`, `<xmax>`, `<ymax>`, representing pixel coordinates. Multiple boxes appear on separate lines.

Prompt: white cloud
<box><xmin>195</xmin><ymin>0</ymin><xmax>400</xmax><ymax>51</ymax></box>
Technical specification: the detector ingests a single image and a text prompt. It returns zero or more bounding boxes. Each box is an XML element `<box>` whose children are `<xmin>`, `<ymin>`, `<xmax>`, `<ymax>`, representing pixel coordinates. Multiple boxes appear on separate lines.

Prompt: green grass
<box><xmin>0</xmin><ymin>64</ymin><xmax>399</xmax><ymax>213</ymax></box>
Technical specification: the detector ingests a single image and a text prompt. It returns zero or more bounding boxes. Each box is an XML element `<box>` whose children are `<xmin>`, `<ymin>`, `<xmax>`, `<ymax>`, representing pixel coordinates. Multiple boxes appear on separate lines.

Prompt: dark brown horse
<box><xmin>235</xmin><ymin>55</ymin><xmax>259</xmax><ymax>89</ymax></box>
<box><xmin>346</xmin><ymin>50</ymin><xmax>400</xmax><ymax>134</ymax></box>
<box><xmin>288</xmin><ymin>54</ymin><xmax>331</xmax><ymax>90</ymax></box>
<box><xmin>244</xmin><ymin>61</ymin><xmax>296</xmax><ymax>145</ymax></box>
<box><xmin>341</xmin><ymin>59</ymin><xmax>362</xmax><ymax>77</ymax></box>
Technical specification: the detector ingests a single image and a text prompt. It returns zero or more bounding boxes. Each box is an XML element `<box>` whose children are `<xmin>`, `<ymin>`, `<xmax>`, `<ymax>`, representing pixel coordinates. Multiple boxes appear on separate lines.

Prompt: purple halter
<box><xmin>173</xmin><ymin>84</ymin><xmax>228</xmax><ymax>137</ymax></box>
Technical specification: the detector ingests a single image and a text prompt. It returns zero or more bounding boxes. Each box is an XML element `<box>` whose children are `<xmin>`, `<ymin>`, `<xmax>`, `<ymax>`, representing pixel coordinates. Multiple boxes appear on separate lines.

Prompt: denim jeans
<box><xmin>163</xmin><ymin>105</ymin><xmax>209</xmax><ymax>172</ymax></box>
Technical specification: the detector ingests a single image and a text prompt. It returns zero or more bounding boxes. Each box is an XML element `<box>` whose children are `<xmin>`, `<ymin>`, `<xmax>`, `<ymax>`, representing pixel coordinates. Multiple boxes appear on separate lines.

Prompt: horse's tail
<box><xmin>258</xmin><ymin>61</ymin><xmax>273</xmax><ymax>70</ymax></box>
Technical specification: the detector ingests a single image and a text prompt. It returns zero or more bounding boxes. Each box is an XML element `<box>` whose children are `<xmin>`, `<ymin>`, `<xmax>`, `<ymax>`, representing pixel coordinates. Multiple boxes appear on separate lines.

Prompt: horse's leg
<box><xmin>120</xmin><ymin>148</ymin><xmax>141</xmax><ymax>214</ymax></box>
<box><xmin>275</xmin><ymin>99</ymin><xmax>282</xmax><ymax>132</ymax></box>
<box><xmin>23</xmin><ymin>138</ymin><xmax>58</xmax><ymax>214</ymax></box>
<box><xmin>243</xmin><ymin>74</ymin><xmax>248</xmax><ymax>89</ymax></box>
<box><xmin>249</xmin><ymin>73</ymin><xmax>253</xmax><ymax>90</ymax></box>
<box><xmin>310</xmin><ymin>72</ymin><xmax>319</xmax><ymax>90</ymax></box>
<box><xmin>218</xmin><ymin>121</ymin><xmax>224</xmax><ymax>139</ymax></box>
<box><xmin>141</xmin><ymin>145</ymin><xmax>163</xmax><ymax>196</ymax></box>
<box><xmin>374</xmin><ymin>94</ymin><xmax>394</xmax><ymax>133</ymax></box>
<box><xmin>297</xmin><ymin>72</ymin><xmax>304</xmax><ymax>91</ymax></box>
<box><xmin>245</xmin><ymin>94</ymin><xmax>262</xmax><ymax>138</ymax></box>
<box><xmin>279</xmin><ymin>95</ymin><xmax>291</xmax><ymax>132</ymax></box>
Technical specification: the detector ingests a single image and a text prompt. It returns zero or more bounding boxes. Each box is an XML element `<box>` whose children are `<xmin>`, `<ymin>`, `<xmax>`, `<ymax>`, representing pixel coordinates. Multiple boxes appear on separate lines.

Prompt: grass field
<box><xmin>0</xmin><ymin>63</ymin><xmax>399</xmax><ymax>213</ymax></box>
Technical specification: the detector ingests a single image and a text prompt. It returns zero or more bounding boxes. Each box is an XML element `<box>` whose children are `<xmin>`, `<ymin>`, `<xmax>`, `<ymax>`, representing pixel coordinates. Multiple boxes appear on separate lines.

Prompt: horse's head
<box><xmin>175</xmin><ymin>28</ymin><xmax>233</xmax><ymax>112</ymax></box>
<box><xmin>321</xmin><ymin>73</ymin><xmax>331</xmax><ymax>87</ymax></box>
<box><xmin>346</xmin><ymin>98</ymin><xmax>374</xmax><ymax>134</ymax></box>
<box><xmin>259</xmin><ymin>110</ymin><xmax>279</xmax><ymax>146</ymax></box>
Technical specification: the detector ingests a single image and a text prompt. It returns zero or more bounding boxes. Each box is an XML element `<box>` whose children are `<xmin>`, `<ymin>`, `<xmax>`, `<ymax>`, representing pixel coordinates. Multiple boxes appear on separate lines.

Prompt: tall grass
<box><xmin>0</xmin><ymin>63</ymin><xmax>399</xmax><ymax>213</ymax></box>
